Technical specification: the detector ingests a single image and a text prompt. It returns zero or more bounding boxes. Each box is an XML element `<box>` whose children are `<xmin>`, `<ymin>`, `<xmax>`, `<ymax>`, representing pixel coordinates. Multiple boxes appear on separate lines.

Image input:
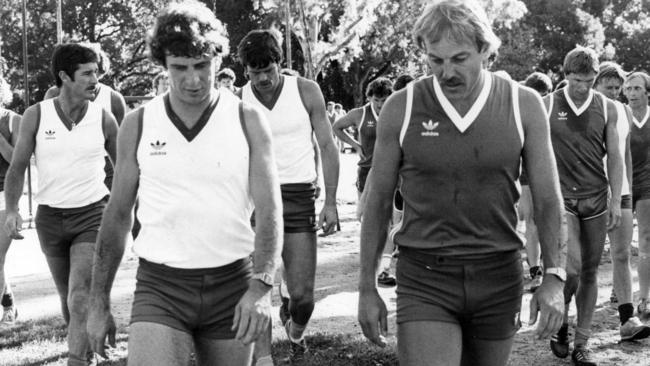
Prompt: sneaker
<box><xmin>571</xmin><ymin>345</ymin><xmax>597</xmax><ymax>366</ymax></box>
<box><xmin>377</xmin><ymin>271</ymin><xmax>396</xmax><ymax>287</ymax></box>
<box><xmin>638</xmin><ymin>298</ymin><xmax>650</xmax><ymax>321</ymax></box>
<box><xmin>284</xmin><ymin>321</ymin><xmax>308</xmax><ymax>363</ymax></box>
<box><xmin>279</xmin><ymin>296</ymin><xmax>291</xmax><ymax>326</ymax></box>
<box><xmin>620</xmin><ymin>316</ymin><xmax>650</xmax><ymax>341</ymax></box>
<box><xmin>550</xmin><ymin>323</ymin><xmax>570</xmax><ymax>358</ymax></box>
<box><xmin>1</xmin><ymin>305</ymin><xmax>17</xmax><ymax>325</ymax></box>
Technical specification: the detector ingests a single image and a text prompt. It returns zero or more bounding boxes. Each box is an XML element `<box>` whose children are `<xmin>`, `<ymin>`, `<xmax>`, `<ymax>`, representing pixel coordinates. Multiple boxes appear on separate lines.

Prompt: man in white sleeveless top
<box><xmin>238</xmin><ymin>30</ymin><xmax>340</xmax><ymax>364</ymax></box>
<box><xmin>86</xmin><ymin>2</ymin><xmax>282</xmax><ymax>365</ymax></box>
<box><xmin>44</xmin><ymin>42</ymin><xmax>126</xmax><ymax>190</ymax></box>
<box><xmin>358</xmin><ymin>1</ymin><xmax>565</xmax><ymax>365</ymax></box>
<box><xmin>4</xmin><ymin>43</ymin><xmax>118</xmax><ymax>366</ymax></box>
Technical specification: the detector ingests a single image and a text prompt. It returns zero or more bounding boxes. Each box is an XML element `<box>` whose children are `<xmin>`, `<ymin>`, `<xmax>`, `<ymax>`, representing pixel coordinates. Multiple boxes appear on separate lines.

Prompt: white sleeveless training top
<box><xmin>614</xmin><ymin>100</ymin><xmax>630</xmax><ymax>196</ymax></box>
<box><xmin>35</xmin><ymin>99</ymin><xmax>108</xmax><ymax>208</ymax></box>
<box><xmin>133</xmin><ymin>91</ymin><xmax>255</xmax><ymax>269</ymax></box>
<box><xmin>241</xmin><ymin>76</ymin><xmax>316</xmax><ymax>184</ymax></box>
<box><xmin>94</xmin><ymin>83</ymin><xmax>113</xmax><ymax>110</ymax></box>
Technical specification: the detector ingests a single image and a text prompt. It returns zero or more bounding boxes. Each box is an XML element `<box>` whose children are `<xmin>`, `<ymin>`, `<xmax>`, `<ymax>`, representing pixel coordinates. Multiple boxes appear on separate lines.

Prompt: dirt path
<box><xmin>5</xmin><ymin>153</ymin><xmax>650</xmax><ymax>365</ymax></box>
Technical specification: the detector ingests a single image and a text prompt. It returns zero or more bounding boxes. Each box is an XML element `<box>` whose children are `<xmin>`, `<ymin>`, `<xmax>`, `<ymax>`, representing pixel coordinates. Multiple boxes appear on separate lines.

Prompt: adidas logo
<box><xmin>45</xmin><ymin>130</ymin><xmax>56</xmax><ymax>140</ymax></box>
<box><xmin>150</xmin><ymin>140</ymin><xmax>167</xmax><ymax>155</ymax></box>
<box><xmin>421</xmin><ymin>120</ymin><xmax>439</xmax><ymax>137</ymax></box>
<box><xmin>558</xmin><ymin>111</ymin><xmax>568</xmax><ymax>120</ymax></box>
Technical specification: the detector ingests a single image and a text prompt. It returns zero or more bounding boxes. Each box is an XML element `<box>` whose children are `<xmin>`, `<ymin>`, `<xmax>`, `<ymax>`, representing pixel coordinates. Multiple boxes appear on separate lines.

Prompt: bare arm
<box><xmin>332</xmin><ymin>108</ymin><xmax>363</xmax><ymax>150</ymax></box>
<box><xmin>521</xmin><ymin>88</ymin><xmax>566</xmax><ymax>339</ymax></box>
<box><xmin>102</xmin><ymin>110</ymin><xmax>119</xmax><ymax>166</ymax></box>
<box><xmin>5</xmin><ymin>106</ymin><xmax>38</xmax><ymax>213</ymax></box>
<box><xmin>605</xmin><ymin>99</ymin><xmax>623</xmax><ymax>230</ymax></box>
<box><xmin>298</xmin><ymin>78</ymin><xmax>340</xmax><ymax>231</ymax></box>
<box><xmin>43</xmin><ymin>86</ymin><xmax>59</xmax><ymax>100</ymax></box>
<box><xmin>87</xmin><ymin>109</ymin><xmax>140</xmax><ymax>357</ymax></box>
<box><xmin>110</xmin><ymin>91</ymin><xmax>127</xmax><ymax>125</ymax></box>
<box><xmin>357</xmin><ymin>91</ymin><xmax>404</xmax><ymax>347</ymax></box>
<box><xmin>0</xmin><ymin>114</ymin><xmax>21</xmax><ymax>163</ymax></box>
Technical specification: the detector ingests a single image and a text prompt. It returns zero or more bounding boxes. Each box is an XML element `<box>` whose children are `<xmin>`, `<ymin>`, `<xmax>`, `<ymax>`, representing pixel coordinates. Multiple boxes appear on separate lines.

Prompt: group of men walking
<box><xmin>0</xmin><ymin>0</ymin><xmax>649</xmax><ymax>365</ymax></box>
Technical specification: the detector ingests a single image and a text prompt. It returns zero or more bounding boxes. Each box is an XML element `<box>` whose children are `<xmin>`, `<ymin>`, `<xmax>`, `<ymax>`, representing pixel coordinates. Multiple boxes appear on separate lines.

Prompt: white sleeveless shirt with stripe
<box><xmin>35</xmin><ymin>99</ymin><xmax>108</xmax><ymax>208</ymax></box>
<box><xmin>133</xmin><ymin>91</ymin><xmax>255</xmax><ymax>269</ymax></box>
<box><xmin>241</xmin><ymin>76</ymin><xmax>316</xmax><ymax>184</ymax></box>
<box><xmin>94</xmin><ymin>83</ymin><xmax>113</xmax><ymax>110</ymax></box>
<box><xmin>614</xmin><ymin>100</ymin><xmax>630</xmax><ymax>196</ymax></box>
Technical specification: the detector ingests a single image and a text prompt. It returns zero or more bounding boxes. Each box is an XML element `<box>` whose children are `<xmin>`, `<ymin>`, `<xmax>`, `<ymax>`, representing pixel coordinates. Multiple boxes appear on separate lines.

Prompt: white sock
<box><xmin>255</xmin><ymin>355</ymin><xmax>274</xmax><ymax>366</ymax></box>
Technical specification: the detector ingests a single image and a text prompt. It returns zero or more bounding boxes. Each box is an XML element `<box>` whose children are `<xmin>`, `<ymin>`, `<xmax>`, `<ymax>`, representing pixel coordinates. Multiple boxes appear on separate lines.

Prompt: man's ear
<box><xmin>59</xmin><ymin>70</ymin><xmax>71</xmax><ymax>84</ymax></box>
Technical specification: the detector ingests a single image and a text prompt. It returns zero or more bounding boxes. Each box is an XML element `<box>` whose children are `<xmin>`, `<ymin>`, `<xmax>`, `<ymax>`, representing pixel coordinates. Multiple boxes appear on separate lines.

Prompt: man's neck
<box><xmin>57</xmin><ymin>88</ymin><xmax>89</xmax><ymax>121</ymax></box>
<box><xmin>631</xmin><ymin>103</ymin><xmax>649</xmax><ymax>121</ymax></box>
<box><xmin>445</xmin><ymin>70</ymin><xmax>486</xmax><ymax>117</ymax></box>
<box><xmin>254</xmin><ymin>75</ymin><xmax>284</xmax><ymax>103</ymax></box>
<box><xmin>168</xmin><ymin>88</ymin><xmax>217</xmax><ymax>128</ymax></box>
<box><xmin>566</xmin><ymin>88</ymin><xmax>590</xmax><ymax>108</ymax></box>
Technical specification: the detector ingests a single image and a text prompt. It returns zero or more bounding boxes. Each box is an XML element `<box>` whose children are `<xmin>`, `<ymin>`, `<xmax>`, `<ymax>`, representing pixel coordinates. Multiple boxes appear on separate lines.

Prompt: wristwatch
<box><xmin>544</xmin><ymin>267</ymin><xmax>567</xmax><ymax>282</ymax></box>
<box><xmin>251</xmin><ymin>272</ymin><xmax>274</xmax><ymax>287</ymax></box>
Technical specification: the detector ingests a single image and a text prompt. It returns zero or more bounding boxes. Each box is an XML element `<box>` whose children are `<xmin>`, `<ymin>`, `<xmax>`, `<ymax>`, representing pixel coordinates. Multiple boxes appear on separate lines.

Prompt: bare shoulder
<box><xmin>378</xmin><ymin>88</ymin><xmax>409</xmax><ymax>132</ymax></box>
<box><xmin>296</xmin><ymin>77</ymin><xmax>323</xmax><ymax>100</ymax></box>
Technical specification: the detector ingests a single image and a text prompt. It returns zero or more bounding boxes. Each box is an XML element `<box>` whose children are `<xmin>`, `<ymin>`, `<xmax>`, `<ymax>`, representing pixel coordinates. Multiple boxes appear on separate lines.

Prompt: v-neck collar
<box><xmin>632</xmin><ymin>106</ymin><xmax>650</xmax><ymax>129</ymax></box>
<box><xmin>164</xmin><ymin>92</ymin><xmax>220</xmax><ymax>142</ymax></box>
<box><xmin>370</xmin><ymin>103</ymin><xmax>379</xmax><ymax>120</ymax></box>
<box><xmin>53</xmin><ymin>98</ymin><xmax>89</xmax><ymax>131</ymax></box>
<box><xmin>563</xmin><ymin>87</ymin><xmax>593</xmax><ymax>116</ymax></box>
<box><xmin>432</xmin><ymin>71</ymin><xmax>492</xmax><ymax>133</ymax></box>
<box><xmin>252</xmin><ymin>76</ymin><xmax>285</xmax><ymax>110</ymax></box>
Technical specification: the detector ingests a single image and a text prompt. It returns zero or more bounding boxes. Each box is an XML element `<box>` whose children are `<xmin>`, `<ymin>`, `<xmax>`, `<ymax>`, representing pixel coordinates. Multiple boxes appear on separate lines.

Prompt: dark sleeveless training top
<box><xmin>630</xmin><ymin>108</ymin><xmax>650</xmax><ymax>191</ymax></box>
<box><xmin>358</xmin><ymin>103</ymin><xmax>378</xmax><ymax>168</ymax></box>
<box><xmin>547</xmin><ymin>88</ymin><xmax>608</xmax><ymax>199</ymax></box>
<box><xmin>394</xmin><ymin>73</ymin><xmax>524</xmax><ymax>258</ymax></box>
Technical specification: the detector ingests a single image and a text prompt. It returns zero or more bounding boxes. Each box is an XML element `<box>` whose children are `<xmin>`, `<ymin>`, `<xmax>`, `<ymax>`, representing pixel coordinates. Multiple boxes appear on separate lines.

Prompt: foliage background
<box><xmin>0</xmin><ymin>0</ymin><xmax>648</xmax><ymax>112</ymax></box>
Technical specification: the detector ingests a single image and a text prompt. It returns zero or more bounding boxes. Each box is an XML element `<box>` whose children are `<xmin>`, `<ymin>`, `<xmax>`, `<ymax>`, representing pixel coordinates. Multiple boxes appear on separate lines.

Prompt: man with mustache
<box><xmin>546</xmin><ymin>46</ymin><xmax>623</xmax><ymax>366</ymax></box>
<box><xmin>238</xmin><ymin>29</ymin><xmax>340</xmax><ymax>365</ymax></box>
<box><xmin>357</xmin><ymin>1</ymin><xmax>566</xmax><ymax>365</ymax></box>
<box><xmin>4</xmin><ymin>43</ymin><xmax>118</xmax><ymax>366</ymax></box>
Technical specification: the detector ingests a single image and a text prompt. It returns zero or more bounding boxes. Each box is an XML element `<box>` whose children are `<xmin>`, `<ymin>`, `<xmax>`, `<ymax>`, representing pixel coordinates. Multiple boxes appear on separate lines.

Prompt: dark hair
<box><xmin>524</xmin><ymin>72</ymin><xmax>552</xmax><ymax>96</ymax></box>
<box><xmin>555</xmin><ymin>79</ymin><xmax>568</xmax><ymax>91</ymax></box>
<box><xmin>366</xmin><ymin>77</ymin><xmax>393</xmax><ymax>98</ymax></box>
<box><xmin>238</xmin><ymin>29</ymin><xmax>283</xmax><ymax>69</ymax></box>
<box><xmin>594</xmin><ymin>62</ymin><xmax>626</xmax><ymax>87</ymax></box>
<box><xmin>393</xmin><ymin>74</ymin><xmax>414</xmax><ymax>91</ymax></box>
<box><xmin>79</xmin><ymin>42</ymin><xmax>110</xmax><ymax>77</ymax></box>
<box><xmin>147</xmin><ymin>0</ymin><xmax>229</xmax><ymax>67</ymax></box>
<box><xmin>216</xmin><ymin>67</ymin><xmax>236</xmax><ymax>81</ymax></box>
<box><xmin>563</xmin><ymin>46</ymin><xmax>599</xmax><ymax>76</ymax></box>
<box><xmin>51</xmin><ymin>43</ymin><xmax>98</xmax><ymax>87</ymax></box>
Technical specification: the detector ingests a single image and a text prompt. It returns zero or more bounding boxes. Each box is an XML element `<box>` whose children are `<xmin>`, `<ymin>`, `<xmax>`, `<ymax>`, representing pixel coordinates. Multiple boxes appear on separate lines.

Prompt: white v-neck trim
<box><xmin>370</xmin><ymin>103</ymin><xmax>379</xmax><ymax>120</ymax></box>
<box><xmin>432</xmin><ymin>71</ymin><xmax>492</xmax><ymax>133</ymax></box>
<box><xmin>632</xmin><ymin>107</ymin><xmax>650</xmax><ymax>129</ymax></box>
<box><xmin>563</xmin><ymin>87</ymin><xmax>593</xmax><ymax>116</ymax></box>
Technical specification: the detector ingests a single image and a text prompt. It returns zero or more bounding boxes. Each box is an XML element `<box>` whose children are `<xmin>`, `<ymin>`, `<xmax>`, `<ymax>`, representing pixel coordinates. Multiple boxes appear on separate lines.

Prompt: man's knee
<box><xmin>67</xmin><ymin>286</ymin><xmax>90</xmax><ymax>316</ymax></box>
<box><xmin>610</xmin><ymin>244</ymin><xmax>631</xmax><ymax>264</ymax></box>
<box><xmin>579</xmin><ymin>265</ymin><xmax>599</xmax><ymax>284</ymax></box>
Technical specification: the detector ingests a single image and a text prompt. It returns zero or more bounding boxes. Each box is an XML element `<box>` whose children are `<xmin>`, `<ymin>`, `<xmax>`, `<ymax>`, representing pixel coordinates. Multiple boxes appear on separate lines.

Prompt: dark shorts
<box><xmin>35</xmin><ymin>196</ymin><xmax>108</xmax><ymax>257</ymax></box>
<box><xmin>633</xmin><ymin>185</ymin><xmax>650</xmax><ymax>210</ymax></box>
<box><xmin>104</xmin><ymin>156</ymin><xmax>113</xmax><ymax>190</ymax></box>
<box><xmin>281</xmin><ymin>183</ymin><xmax>317</xmax><ymax>233</ymax></box>
<box><xmin>356</xmin><ymin>166</ymin><xmax>370</xmax><ymax>193</ymax></box>
<box><xmin>563</xmin><ymin>189</ymin><xmax>608</xmax><ymax>220</ymax></box>
<box><xmin>621</xmin><ymin>194</ymin><xmax>632</xmax><ymax>210</ymax></box>
<box><xmin>130</xmin><ymin>257</ymin><xmax>252</xmax><ymax>340</ymax></box>
<box><xmin>396</xmin><ymin>248</ymin><xmax>523</xmax><ymax>340</ymax></box>
<box><xmin>394</xmin><ymin>189</ymin><xmax>403</xmax><ymax>212</ymax></box>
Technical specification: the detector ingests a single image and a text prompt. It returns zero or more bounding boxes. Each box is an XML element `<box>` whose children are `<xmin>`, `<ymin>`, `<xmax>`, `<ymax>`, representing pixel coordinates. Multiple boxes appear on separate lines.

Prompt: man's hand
<box><xmin>4</xmin><ymin>211</ymin><xmax>24</xmax><ymax>240</ymax></box>
<box><xmin>607</xmin><ymin>203</ymin><xmax>622</xmax><ymax>231</ymax></box>
<box><xmin>355</xmin><ymin>144</ymin><xmax>366</xmax><ymax>161</ymax></box>
<box><xmin>358</xmin><ymin>289</ymin><xmax>388</xmax><ymax>347</ymax></box>
<box><xmin>232</xmin><ymin>281</ymin><xmax>272</xmax><ymax>345</ymax></box>
<box><xmin>528</xmin><ymin>275</ymin><xmax>565</xmax><ymax>339</ymax></box>
<box><xmin>87</xmin><ymin>301</ymin><xmax>117</xmax><ymax>359</ymax></box>
<box><xmin>318</xmin><ymin>203</ymin><xmax>338</xmax><ymax>236</ymax></box>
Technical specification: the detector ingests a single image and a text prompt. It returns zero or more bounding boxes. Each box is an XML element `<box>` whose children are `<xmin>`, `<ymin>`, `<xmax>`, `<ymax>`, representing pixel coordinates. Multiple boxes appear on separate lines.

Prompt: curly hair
<box><xmin>366</xmin><ymin>77</ymin><xmax>393</xmax><ymax>98</ymax></box>
<box><xmin>147</xmin><ymin>0</ymin><xmax>229</xmax><ymax>67</ymax></box>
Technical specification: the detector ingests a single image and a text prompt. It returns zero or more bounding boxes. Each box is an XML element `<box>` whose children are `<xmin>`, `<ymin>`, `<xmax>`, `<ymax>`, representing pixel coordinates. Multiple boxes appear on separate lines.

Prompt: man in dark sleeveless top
<box><xmin>546</xmin><ymin>46</ymin><xmax>622</xmax><ymax>366</ymax></box>
<box><xmin>357</xmin><ymin>1</ymin><xmax>566</xmax><ymax>365</ymax></box>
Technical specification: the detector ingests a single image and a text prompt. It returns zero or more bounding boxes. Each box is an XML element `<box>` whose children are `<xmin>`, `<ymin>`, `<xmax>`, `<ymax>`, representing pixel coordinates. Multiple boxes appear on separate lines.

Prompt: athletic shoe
<box><xmin>284</xmin><ymin>321</ymin><xmax>308</xmax><ymax>363</ymax></box>
<box><xmin>550</xmin><ymin>323</ymin><xmax>570</xmax><ymax>358</ymax></box>
<box><xmin>638</xmin><ymin>298</ymin><xmax>650</xmax><ymax>321</ymax></box>
<box><xmin>279</xmin><ymin>296</ymin><xmax>291</xmax><ymax>327</ymax></box>
<box><xmin>620</xmin><ymin>316</ymin><xmax>650</xmax><ymax>341</ymax></box>
<box><xmin>1</xmin><ymin>305</ymin><xmax>17</xmax><ymax>325</ymax></box>
<box><xmin>377</xmin><ymin>271</ymin><xmax>396</xmax><ymax>287</ymax></box>
<box><xmin>571</xmin><ymin>345</ymin><xmax>597</xmax><ymax>366</ymax></box>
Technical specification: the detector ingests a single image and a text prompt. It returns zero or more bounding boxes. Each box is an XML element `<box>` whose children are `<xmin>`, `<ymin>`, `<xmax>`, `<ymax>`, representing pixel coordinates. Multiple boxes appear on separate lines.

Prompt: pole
<box><xmin>285</xmin><ymin>0</ymin><xmax>292</xmax><ymax>70</ymax></box>
<box><xmin>56</xmin><ymin>0</ymin><xmax>63</xmax><ymax>43</ymax></box>
<box><xmin>21</xmin><ymin>0</ymin><xmax>33</xmax><ymax>227</ymax></box>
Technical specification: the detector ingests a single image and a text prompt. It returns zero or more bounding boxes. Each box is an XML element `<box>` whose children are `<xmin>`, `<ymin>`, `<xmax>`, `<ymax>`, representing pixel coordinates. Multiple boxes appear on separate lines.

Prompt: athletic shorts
<box><xmin>396</xmin><ymin>247</ymin><xmax>523</xmax><ymax>340</ymax></box>
<box><xmin>130</xmin><ymin>257</ymin><xmax>252</xmax><ymax>340</ymax></box>
<box><xmin>563</xmin><ymin>189</ymin><xmax>608</xmax><ymax>220</ymax></box>
<box><xmin>621</xmin><ymin>194</ymin><xmax>632</xmax><ymax>210</ymax></box>
<box><xmin>281</xmin><ymin>183</ymin><xmax>317</xmax><ymax>233</ymax></box>
<box><xmin>394</xmin><ymin>189</ymin><xmax>403</xmax><ymax>212</ymax></box>
<box><xmin>633</xmin><ymin>185</ymin><xmax>650</xmax><ymax>210</ymax></box>
<box><xmin>35</xmin><ymin>196</ymin><xmax>108</xmax><ymax>257</ymax></box>
<box><xmin>356</xmin><ymin>166</ymin><xmax>370</xmax><ymax>193</ymax></box>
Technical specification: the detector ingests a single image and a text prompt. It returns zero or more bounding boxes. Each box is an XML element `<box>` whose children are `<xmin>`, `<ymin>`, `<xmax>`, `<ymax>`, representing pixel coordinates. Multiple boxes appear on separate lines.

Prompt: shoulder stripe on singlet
<box><xmin>601</xmin><ymin>93</ymin><xmax>608</xmax><ymax>124</ymax></box>
<box><xmin>359</xmin><ymin>105</ymin><xmax>367</xmax><ymax>129</ymax></box>
<box><xmin>238</xmin><ymin>102</ymin><xmax>251</xmax><ymax>152</ymax></box>
<box><xmin>101</xmin><ymin>110</ymin><xmax>107</xmax><ymax>142</ymax></box>
<box><xmin>546</xmin><ymin>94</ymin><xmax>554</xmax><ymax>120</ymax></box>
<box><xmin>135</xmin><ymin>107</ymin><xmax>144</xmax><ymax>163</ymax></box>
<box><xmin>511</xmin><ymin>81</ymin><xmax>524</xmax><ymax>147</ymax></box>
<box><xmin>399</xmin><ymin>83</ymin><xmax>414</xmax><ymax>146</ymax></box>
<box><xmin>34</xmin><ymin>103</ymin><xmax>41</xmax><ymax>141</ymax></box>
